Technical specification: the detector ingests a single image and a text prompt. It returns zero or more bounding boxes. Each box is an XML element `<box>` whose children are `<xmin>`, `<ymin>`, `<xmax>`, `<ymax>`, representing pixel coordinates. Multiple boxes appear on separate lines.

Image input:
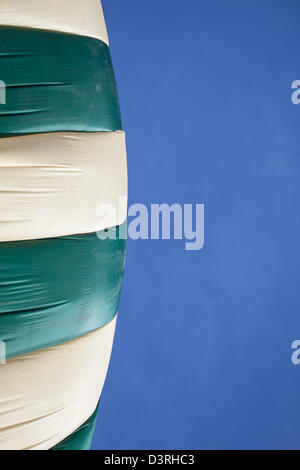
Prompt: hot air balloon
<box><xmin>0</xmin><ymin>0</ymin><xmax>127</xmax><ymax>450</ymax></box>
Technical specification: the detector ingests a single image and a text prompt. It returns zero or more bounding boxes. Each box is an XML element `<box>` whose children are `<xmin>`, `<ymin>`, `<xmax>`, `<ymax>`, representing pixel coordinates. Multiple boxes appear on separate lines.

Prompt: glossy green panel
<box><xmin>0</xmin><ymin>26</ymin><xmax>122</xmax><ymax>136</ymax></box>
<box><xmin>0</xmin><ymin>225</ymin><xmax>126</xmax><ymax>359</ymax></box>
<box><xmin>52</xmin><ymin>403</ymin><xmax>100</xmax><ymax>451</ymax></box>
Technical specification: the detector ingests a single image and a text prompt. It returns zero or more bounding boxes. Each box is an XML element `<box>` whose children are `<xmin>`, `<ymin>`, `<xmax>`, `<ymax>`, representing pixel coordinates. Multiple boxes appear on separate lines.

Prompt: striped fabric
<box><xmin>0</xmin><ymin>0</ymin><xmax>109</xmax><ymax>43</ymax></box>
<box><xmin>0</xmin><ymin>1</ymin><xmax>127</xmax><ymax>450</ymax></box>
<box><xmin>0</xmin><ymin>27</ymin><xmax>121</xmax><ymax>136</ymax></box>
<box><xmin>52</xmin><ymin>401</ymin><xmax>101</xmax><ymax>451</ymax></box>
<box><xmin>0</xmin><ymin>132</ymin><xmax>127</xmax><ymax>241</ymax></box>
<box><xmin>0</xmin><ymin>318</ymin><xmax>117</xmax><ymax>450</ymax></box>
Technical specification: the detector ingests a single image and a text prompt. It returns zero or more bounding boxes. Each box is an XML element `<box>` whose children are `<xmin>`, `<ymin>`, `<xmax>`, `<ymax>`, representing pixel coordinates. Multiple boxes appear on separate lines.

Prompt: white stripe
<box><xmin>0</xmin><ymin>0</ymin><xmax>109</xmax><ymax>44</ymax></box>
<box><xmin>0</xmin><ymin>132</ymin><xmax>127</xmax><ymax>241</ymax></box>
<box><xmin>0</xmin><ymin>317</ymin><xmax>117</xmax><ymax>450</ymax></box>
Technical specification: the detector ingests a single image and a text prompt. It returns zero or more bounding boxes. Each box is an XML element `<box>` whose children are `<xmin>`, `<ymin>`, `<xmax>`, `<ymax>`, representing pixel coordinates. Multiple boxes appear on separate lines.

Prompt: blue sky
<box><xmin>93</xmin><ymin>0</ymin><xmax>300</xmax><ymax>449</ymax></box>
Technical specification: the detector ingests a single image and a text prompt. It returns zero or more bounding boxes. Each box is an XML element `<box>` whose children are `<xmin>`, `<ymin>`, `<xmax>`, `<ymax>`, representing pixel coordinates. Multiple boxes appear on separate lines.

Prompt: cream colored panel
<box><xmin>0</xmin><ymin>0</ymin><xmax>109</xmax><ymax>44</ymax></box>
<box><xmin>0</xmin><ymin>317</ymin><xmax>117</xmax><ymax>450</ymax></box>
<box><xmin>0</xmin><ymin>132</ymin><xmax>127</xmax><ymax>241</ymax></box>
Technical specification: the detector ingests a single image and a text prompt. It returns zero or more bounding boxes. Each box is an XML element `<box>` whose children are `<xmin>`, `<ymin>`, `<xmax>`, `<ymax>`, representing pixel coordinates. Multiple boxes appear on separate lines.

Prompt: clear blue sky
<box><xmin>93</xmin><ymin>0</ymin><xmax>300</xmax><ymax>449</ymax></box>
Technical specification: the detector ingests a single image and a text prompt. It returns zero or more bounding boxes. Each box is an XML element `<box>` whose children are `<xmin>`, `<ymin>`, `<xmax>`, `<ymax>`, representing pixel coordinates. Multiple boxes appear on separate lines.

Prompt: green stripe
<box><xmin>0</xmin><ymin>225</ymin><xmax>126</xmax><ymax>360</ymax></box>
<box><xmin>51</xmin><ymin>403</ymin><xmax>100</xmax><ymax>451</ymax></box>
<box><xmin>0</xmin><ymin>26</ymin><xmax>122</xmax><ymax>136</ymax></box>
